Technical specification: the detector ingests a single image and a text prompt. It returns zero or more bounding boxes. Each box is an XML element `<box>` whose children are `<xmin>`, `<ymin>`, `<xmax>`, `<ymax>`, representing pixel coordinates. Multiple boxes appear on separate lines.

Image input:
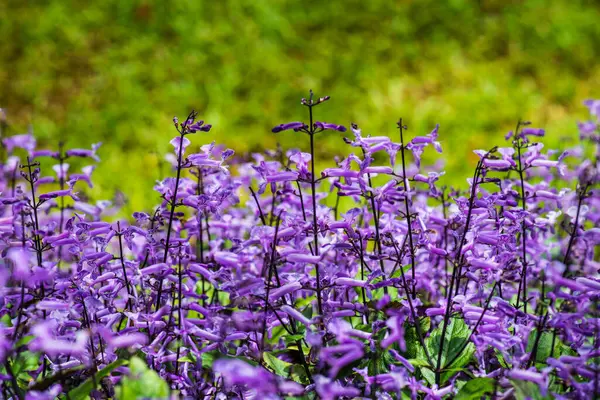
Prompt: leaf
<box><xmin>445</xmin><ymin>342</ymin><xmax>475</xmax><ymax>370</ymax></box>
<box><xmin>366</xmin><ymin>349</ymin><xmax>394</xmax><ymax>376</ymax></box>
<box><xmin>526</xmin><ymin>330</ymin><xmax>576</xmax><ymax>366</ymax></box>
<box><xmin>408</xmin><ymin>358</ymin><xmax>430</xmax><ymax>368</ymax></box>
<box><xmin>67</xmin><ymin>358</ymin><xmax>128</xmax><ymax>400</ymax></box>
<box><xmin>115</xmin><ymin>356</ymin><xmax>169</xmax><ymax>400</ymax></box>
<box><xmin>427</xmin><ymin>318</ymin><xmax>471</xmax><ymax>368</ymax></box>
<box><xmin>390</xmin><ymin>264</ymin><xmax>412</xmax><ymax>279</ymax></box>
<box><xmin>283</xmin><ymin>333</ymin><xmax>305</xmax><ymax>345</ymax></box>
<box><xmin>511</xmin><ymin>379</ymin><xmax>554</xmax><ymax>400</ymax></box>
<box><xmin>420</xmin><ymin>366</ymin><xmax>436</xmax><ymax>386</ymax></box>
<box><xmin>405</xmin><ymin>317</ymin><xmax>431</xmax><ymax>360</ymax></box>
<box><xmin>12</xmin><ymin>351</ymin><xmax>40</xmax><ymax>376</ymax></box>
<box><xmin>424</xmin><ymin>318</ymin><xmax>474</xmax><ymax>384</ymax></box>
<box><xmin>436</xmin><ymin>345</ymin><xmax>475</xmax><ymax>384</ymax></box>
<box><xmin>495</xmin><ymin>350</ymin><xmax>510</xmax><ymax>369</ymax></box>
<box><xmin>15</xmin><ymin>335</ymin><xmax>34</xmax><ymax>348</ymax></box>
<box><xmin>29</xmin><ymin>366</ymin><xmax>86</xmax><ymax>392</ymax></box>
<box><xmin>201</xmin><ymin>351</ymin><xmax>219</xmax><ymax>369</ymax></box>
<box><xmin>263</xmin><ymin>352</ymin><xmax>292</xmax><ymax>377</ymax></box>
<box><xmin>455</xmin><ymin>377</ymin><xmax>495</xmax><ymax>400</ymax></box>
<box><xmin>178</xmin><ymin>355</ymin><xmax>196</xmax><ymax>363</ymax></box>
<box><xmin>526</xmin><ymin>330</ymin><xmax>554</xmax><ymax>365</ymax></box>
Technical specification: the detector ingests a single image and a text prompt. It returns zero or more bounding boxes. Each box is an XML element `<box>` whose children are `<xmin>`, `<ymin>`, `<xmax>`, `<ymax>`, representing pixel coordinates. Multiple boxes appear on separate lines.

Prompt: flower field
<box><xmin>0</xmin><ymin>94</ymin><xmax>598</xmax><ymax>399</ymax></box>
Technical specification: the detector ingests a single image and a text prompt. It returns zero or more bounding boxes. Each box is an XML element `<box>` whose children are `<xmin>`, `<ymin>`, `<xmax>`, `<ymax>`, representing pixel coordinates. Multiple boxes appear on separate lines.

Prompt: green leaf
<box><xmin>12</xmin><ymin>351</ymin><xmax>40</xmax><ymax>376</ymax></box>
<box><xmin>405</xmin><ymin>317</ymin><xmax>431</xmax><ymax>360</ymax></box>
<box><xmin>366</xmin><ymin>349</ymin><xmax>394</xmax><ymax>376</ymax></box>
<box><xmin>526</xmin><ymin>330</ymin><xmax>576</xmax><ymax>367</ymax></box>
<box><xmin>29</xmin><ymin>366</ymin><xmax>86</xmax><ymax>392</ymax></box>
<box><xmin>115</xmin><ymin>356</ymin><xmax>169</xmax><ymax>400</ymax></box>
<box><xmin>427</xmin><ymin>318</ymin><xmax>471</xmax><ymax>368</ymax></box>
<box><xmin>263</xmin><ymin>352</ymin><xmax>292</xmax><ymax>377</ymax></box>
<box><xmin>424</xmin><ymin>318</ymin><xmax>474</xmax><ymax>384</ymax></box>
<box><xmin>455</xmin><ymin>377</ymin><xmax>495</xmax><ymax>400</ymax></box>
<box><xmin>390</xmin><ymin>264</ymin><xmax>412</xmax><ymax>279</ymax></box>
<box><xmin>408</xmin><ymin>358</ymin><xmax>430</xmax><ymax>368</ymax></box>
<box><xmin>495</xmin><ymin>350</ymin><xmax>510</xmax><ymax>369</ymax></box>
<box><xmin>1</xmin><ymin>312</ymin><xmax>11</xmax><ymax>327</ymax></box>
<box><xmin>201</xmin><ymin>351</ymin><xmax>219</xmax><ymax>369</ymax></box>
<box><xmin>434</xmin><ymin>346</ymin><xmax>475</xmax><ymax>384</ymax></box>
<box><xmin>511</xmin><ymin>379</ymin><xmax>554</xmax><ymax>400</ymax></box>
<box><xmin>67</xmin><ymin>358</ymin><xmax>128</xmax><ymax>400</ymax></box>
<box><xmin>300</xmin><ymin>305</ymin><xmax>313</xmax><ymax>321</ymax></box>
<box><xmin>283</xmin><ymin>333</ymin><xmax>305</xmax><ymax>344</ymax></box>
<box><xmin>16</xmin><ymin>335</ymin><xmax>34</xmax><ymax>348</ymax></box>
<box><xmin>178</xmin><ymin>354</ymin><xmax>196</xmax><ymax>363</ymax></box>
<box><xmin>420</xmin><ymin>366</ymin><xmax>436</xmax><ymax>386</ymax></box>
<box><xmin>526</xmin><ymin>330</ymin><xmax>554</xmax><ymax>365</ymax></box>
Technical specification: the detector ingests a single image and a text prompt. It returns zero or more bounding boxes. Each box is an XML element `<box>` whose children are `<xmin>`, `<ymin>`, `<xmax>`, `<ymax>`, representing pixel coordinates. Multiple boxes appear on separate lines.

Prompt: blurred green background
<box><xmin>1</xmin><ymin>0</ymin><xmax>598</xmax><ymax>214</ymax></box>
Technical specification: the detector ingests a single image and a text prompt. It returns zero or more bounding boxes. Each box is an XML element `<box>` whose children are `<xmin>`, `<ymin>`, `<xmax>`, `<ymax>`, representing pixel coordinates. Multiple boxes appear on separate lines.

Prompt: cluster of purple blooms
<box><xmin>0</xmin><ymin>94</ymin><xmax>598</xmax><ymax>399</ymax></box>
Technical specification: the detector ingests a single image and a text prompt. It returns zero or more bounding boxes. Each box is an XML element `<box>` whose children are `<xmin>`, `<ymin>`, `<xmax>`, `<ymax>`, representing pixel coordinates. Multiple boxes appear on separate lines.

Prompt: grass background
<box><xmin>1</xmin><ymin>0</ymin><xmax>598</xmax><ymax>214</ymax></box>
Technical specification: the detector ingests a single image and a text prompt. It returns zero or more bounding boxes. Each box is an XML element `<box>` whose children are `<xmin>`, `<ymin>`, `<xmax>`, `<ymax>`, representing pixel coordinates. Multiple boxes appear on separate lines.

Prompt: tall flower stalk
<box><xmin>271</xmin><ymin>90</ymin><xmax>346</xmax><ymax>317</ymax></box>
<box><xmin>155</xmin><ymin>111</ymin><xmax>211</xmax><ymax>309</ymax></box>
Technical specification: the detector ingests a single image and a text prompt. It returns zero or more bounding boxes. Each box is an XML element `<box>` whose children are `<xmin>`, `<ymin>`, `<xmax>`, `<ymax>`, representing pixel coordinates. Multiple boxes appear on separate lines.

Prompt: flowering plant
<box><xmin>0</xmin><ymin>95</ymin><xmax>598</xmax><ymax>399</ymax></box>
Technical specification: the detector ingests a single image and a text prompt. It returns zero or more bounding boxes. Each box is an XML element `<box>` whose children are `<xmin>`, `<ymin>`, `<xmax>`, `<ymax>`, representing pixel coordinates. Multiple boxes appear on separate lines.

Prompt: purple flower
<box><xmin>3</xmin><ymin>133</ymin><xmax>36</xmax><ymax>153</ymax></box>
<box><xmin>65</xmin><ymin>142</ymin><xmax>102</xmax><ymax>161</ymax></box>
<box><xmin>188</xmin><ymin>120</ymin><xmax>212</xmax><ymax>133</ymax></box>
<box><xmin>272</xmin><ymin>121</ymin><xmax>307</xmax><ymax>133</ymax></box>
<box><xmin>314</xmin><ymin>121</ymin><xmax>347</xmax><ymax>132</ymax></box>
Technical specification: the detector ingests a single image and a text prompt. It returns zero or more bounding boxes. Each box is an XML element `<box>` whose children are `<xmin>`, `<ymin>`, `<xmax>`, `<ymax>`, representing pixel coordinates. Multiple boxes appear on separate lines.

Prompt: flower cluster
<box><xmin>0</xmin><ymin>94</ymin><xmax>598</xmax><ymax>399</ymax></box>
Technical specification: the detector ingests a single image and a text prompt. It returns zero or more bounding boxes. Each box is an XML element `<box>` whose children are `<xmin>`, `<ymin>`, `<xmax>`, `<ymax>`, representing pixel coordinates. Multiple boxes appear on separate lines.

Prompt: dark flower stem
<box><xmin>361</xmin><ymin>147</ymin><xmax>387</xmax><ymax>285</ymax></box>
<box><xmin>156</xmin><ymin>128</ymin><xmax>187</xmax><ymax>309</ymax></box>
<box><xmin>398</xmin><ymin>119</ymin><xmax>417</xmax><ymax>298</ymax></box>
<box><xmin>12</xmin><ymin>212</ymin><xmax>28</xmax><ymax>342</ymax></box>
<box><xmin>24</xmin><ymin>157</ymin><xmax>43</xmax><ymax>269</ymax></box>
<box><xmin>391</xmin><ymin>238</ymin><xmax>432</xmax><ymax>366</ymax></box>
<box><xmin>58</xmin><ymin>142</ymin><xmax>66</xmax><ymax>233</ymax></box>
<box><xmin>261</xmin><ymin>213</ymin><xmax>282</xmax><ymax>353</ymax></box>
<box><xmin>454</xmin><ymin>160</ymin><xmax>484</xmax><ymax>296</ymax></box>
<box><xmin>444</xmin><ymin>281</ymin><xmax>498</xmax><ymax>368</ymax></box>
<box><xmin>249</xmin><ymin>186</ymin><xmax>267</xmax><ymax>225</ymax></box>
<box><xmin>513</xmin><ymin>122</ymin><xmax>529</xmax><ymax>314</ymax></box>
<box><xmin>4</xmin><ymin>360</ymin><xmax>23</xmax><ymax>400</ymax></box>
<box><xmin>175</xmin><ymin>252</ymin><xmax>183</xmax><ymax>374</ymax></box>
<box><xmin>548</xmin><ymin>182</ymin><xmax>591</xmax><ymax>358</ymax></box>
<box><xmin>308</xmin><ymin>104</ymin><xmax>323</xmax><ymax>317</ymax></box>
<box><xmin>197</xmin><ymin>170</ymin><xmax>207</xmax><ymax>306</ymax></box>
<box><xmin>264</xmin><ymin>213</ymin><xmax>313</xmax><ymax>382</ymax></box>
<box><xmin>295</xmin><ymin>181</ymin><xmax>315</xmax><ymax>256</ymax></box>
<box><xmin>23</xmin><ymin>157</ymin><xmax>48</xmax><ymax>377</ymax></box>
<box><xmin>436</xmin><ymin>157</ymin><xmax>484</xmax><ymax>385</ymax></box>
<box><xmin>440</xmin><ymin>188</ymin><xmax>450</xmax><ymax>293</ymax></box>
<box><xmin>562</xmin><ymin>183</ymin><xmax>590</xmax><ymax>276</ymax></box>
<box><xmin>357</xmin><ymin>234</ymin><xmax>369</xmax><ymax>318</ymax></box>
<box><xmin>116</xmin><ymin>222</ymin><xmax>133</xmax><ymax>312</ymax></box>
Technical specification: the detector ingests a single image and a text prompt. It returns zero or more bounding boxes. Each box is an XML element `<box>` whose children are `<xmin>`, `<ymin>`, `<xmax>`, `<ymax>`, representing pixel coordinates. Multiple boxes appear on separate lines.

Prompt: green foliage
<box><xmin>366</xmin><ymin>348</ymin><xmax>395</xmax><ymax>377</ymax></box>
<box><xmin>115</xmin><ymin>356</ymin><xmax>169</xmax><ymax>400</ymax></box>
<box><xmin>201</xmin><ymin>350</ymin><xmax>218</xmax><ymax>369</ymax></box>
<box><xmin>526</xmin><ymin>329</ymin><xmax>576</xmax><ymax>367</ymax></box>
<box><xmin>283</xmin><ymin>333</ymin><xmax>305</xmax><ymax>344</ymax></box>
<box><xmin>419</xmin><ymin>318</ymin><xmax>475</xmax><ymax>385</ymax></box>
<box><xmin>66</xmin><ymin>358</ymin><xmax>128</xmax><ymax>400</ymax></box>
<box><xmin>404</xmin><ymin>317</ymin><xmax>431</xmax><ymax>360</ymax></box>
<box><xmin>11</xmin><ymin>351</ymin><xmax>39</xmax><ymax>377</ymax></box>
<box><xmin>11</xmin><ymin>351</ymin><xmax>40</xmax><ymax>389</ymax></box>
<box><xmin>455</xmin><ymin>377</ymin><xmax>495</xmax><ymax>400</ymax></box>
<box><xmin>511</xmin><ymin>379</ymin><xmax>554</xmax><ymax>400</ymax></box>
<box><xmin>263</xmin><ymin>352</ymin><xmax>293</xmax><ymax>378</ymax></box>
<box><xmin>1</xmin><ymin>0</ymin><xmax>598</xmax><ymax>213</ymax></box>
